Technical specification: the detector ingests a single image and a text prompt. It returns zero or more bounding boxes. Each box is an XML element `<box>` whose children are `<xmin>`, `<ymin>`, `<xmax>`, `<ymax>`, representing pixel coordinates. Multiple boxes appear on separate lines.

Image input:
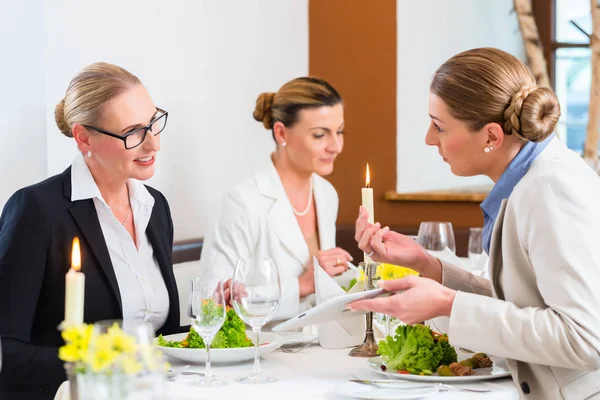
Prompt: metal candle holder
<box><xmin>349</xmin><ymin>261</ymin><xmax>380</xmax><ymax>358</ymax></box>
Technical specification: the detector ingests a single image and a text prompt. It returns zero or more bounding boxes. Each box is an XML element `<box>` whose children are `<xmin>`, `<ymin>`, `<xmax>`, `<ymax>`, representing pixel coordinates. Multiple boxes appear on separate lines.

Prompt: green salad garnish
<box><xmin>341</xmin><ymin>278</ymin><xmax>357</xmax><ymax>292</ymax></box>
<box><xmin>377</xmin><ymin>324</ymin><xmax>457</xmax><ymax>373</ymax></box>
<box><xmin>158</xmin><ymin>307</ymin><xmax>253</xmax><ymax>349</ymax></box>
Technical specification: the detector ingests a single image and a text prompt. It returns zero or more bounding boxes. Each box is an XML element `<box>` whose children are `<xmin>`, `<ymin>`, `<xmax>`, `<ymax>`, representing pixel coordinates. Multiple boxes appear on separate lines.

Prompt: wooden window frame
<box><xmin>534</xmin><ymin>0</ymin><xmax>590</xmax><ymax>88</ymax></box>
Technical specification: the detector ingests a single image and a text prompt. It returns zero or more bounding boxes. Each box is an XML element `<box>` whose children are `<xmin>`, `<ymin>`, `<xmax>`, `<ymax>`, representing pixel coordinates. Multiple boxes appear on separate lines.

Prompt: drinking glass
<box><xmin>189</xmin><ymin>278</ymin><xmax>228</xmax><ymax>386</ymax></box>
<box><xmin>231</xmin><ymin>257</ymin><xmax>281</xmax><ymax>384</ymax></box>
<box><xmin>468</xmin><ymin>227</ymin><xmax>484</xmax><ymax>268</ymax></box>
<box><xmin>417</xmin><ymin>222</ymin><xmax>456</xmax><ymax>253</ymax></box>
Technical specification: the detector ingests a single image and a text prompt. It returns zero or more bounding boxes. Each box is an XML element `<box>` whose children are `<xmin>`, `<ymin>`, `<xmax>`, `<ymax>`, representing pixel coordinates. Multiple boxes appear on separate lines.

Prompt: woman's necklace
<box><xmin>292</xmin><ymin>177</ymin><xmax>314</xmax><ymax>217</ymax></box>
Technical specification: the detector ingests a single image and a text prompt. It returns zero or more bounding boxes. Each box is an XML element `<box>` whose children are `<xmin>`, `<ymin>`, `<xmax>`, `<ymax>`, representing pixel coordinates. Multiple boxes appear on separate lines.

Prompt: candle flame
<box><xmin>365</xmin><ymin>163</ymin><xmax>371</xmax><ymax>188</ymax></box>
<box><xmin>71</xmin><ymin>237</ymin><xmax>81</xmax><ymax>271</ymax></box>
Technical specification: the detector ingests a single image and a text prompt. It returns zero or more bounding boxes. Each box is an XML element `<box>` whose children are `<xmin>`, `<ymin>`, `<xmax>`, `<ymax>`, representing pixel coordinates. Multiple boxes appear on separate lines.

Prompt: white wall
<box><xmin>396</xmin><ymin>0</ymin><xmax>524</xmax><ymax>192</ymax></box>
<box><xmin>0</xmin><ymin>0</ymin><xmax>47</xmax><ymax>211</ymax></box>
<box><xmin>42</xmin><ymin>0</ymin><xmax>308</xmax><ymax>239</ymax></box>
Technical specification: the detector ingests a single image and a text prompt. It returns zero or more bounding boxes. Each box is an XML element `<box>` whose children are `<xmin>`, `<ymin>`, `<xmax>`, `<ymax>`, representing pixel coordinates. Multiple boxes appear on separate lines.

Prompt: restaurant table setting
<box><xmin>49</xmin><ymin>164</ymin><xmax>519</xmax><ymax>399</ymax></box>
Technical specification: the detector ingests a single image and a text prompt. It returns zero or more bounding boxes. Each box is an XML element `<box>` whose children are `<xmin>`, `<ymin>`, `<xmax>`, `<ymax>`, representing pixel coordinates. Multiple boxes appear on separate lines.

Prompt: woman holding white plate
<box><xmin>199</xmin><ymin>77</ymin><xmax>354</xmax><ymax>320</ymax></box>
<box><xmin>351</xmin><ymin>48</ymin><xmax>600</xmax><ymax>400</ymax></box>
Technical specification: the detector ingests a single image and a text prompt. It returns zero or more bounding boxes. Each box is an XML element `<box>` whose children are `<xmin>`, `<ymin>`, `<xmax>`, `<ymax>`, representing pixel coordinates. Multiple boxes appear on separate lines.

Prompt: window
<box><xmin>536</xmin><ymin>0</ymin><xmax>594</xmax><ymax>154</ymax></box>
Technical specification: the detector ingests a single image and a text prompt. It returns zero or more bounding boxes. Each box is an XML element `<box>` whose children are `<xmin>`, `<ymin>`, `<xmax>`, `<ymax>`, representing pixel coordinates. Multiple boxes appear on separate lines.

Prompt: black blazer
<box><xmin>0</xmin><ymin>167</ymin><xmax>183</xmax><ymax>400</ymax></box>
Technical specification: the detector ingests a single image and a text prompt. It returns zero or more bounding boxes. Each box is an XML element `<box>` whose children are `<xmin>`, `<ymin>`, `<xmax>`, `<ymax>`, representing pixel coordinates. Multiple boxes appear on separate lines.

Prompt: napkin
<box><xmin>313</xmin><ymin>257</ymin><xmax>366</xmax><ymax>349</ymax></box>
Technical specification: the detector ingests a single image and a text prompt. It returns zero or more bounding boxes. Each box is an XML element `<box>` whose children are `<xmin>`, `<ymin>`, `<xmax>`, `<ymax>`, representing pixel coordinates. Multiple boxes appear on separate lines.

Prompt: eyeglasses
<box><xmin>83</xmin><ymin>108</ymin><xmax>168</xmax><ymax>150</ymax></box>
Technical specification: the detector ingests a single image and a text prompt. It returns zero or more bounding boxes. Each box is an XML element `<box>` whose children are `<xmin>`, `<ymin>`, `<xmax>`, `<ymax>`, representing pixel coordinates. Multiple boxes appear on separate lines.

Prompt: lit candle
<box><xmin>64</xmin><ymin>237</ymin><xmax>85</xmax><ymax>327</ymax></box>
<box><xmin>362</xmin><ymin>163</ymin><xmax>374</xmax><ymax>263</ymax></box>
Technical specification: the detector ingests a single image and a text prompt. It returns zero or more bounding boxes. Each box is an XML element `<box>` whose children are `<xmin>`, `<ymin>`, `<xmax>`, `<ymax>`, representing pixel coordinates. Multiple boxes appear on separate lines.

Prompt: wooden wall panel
<box><xmin>309</xmin><ymin>0</ymin><xmax>483</xmax><ymax>257</ymax></box>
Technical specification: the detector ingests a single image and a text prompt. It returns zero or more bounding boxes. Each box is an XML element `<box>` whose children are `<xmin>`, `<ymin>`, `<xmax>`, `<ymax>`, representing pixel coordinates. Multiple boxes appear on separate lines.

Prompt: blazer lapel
<box><xmin>256</xmin><ymin>164</ymin><xmax>309</xmax><ymax>265</ymax></box>
<box><xmin>146</xmin><ymin>212</ymin><xmax>177</xmax><ymax>300</ymax></box>
<box><xmin>313</xmin><ymin>177</ymin><xmax>335</xmax><ymax>251</ymax></box>
<box><xmin>489</xmin><ymin>199</ymin><xmax>508</xmax><ymax>300</ymax></box>
<box><xmin>62</xmin><ymin>169</ymin><xmax>123</xmax><ymax>311</ymax></box>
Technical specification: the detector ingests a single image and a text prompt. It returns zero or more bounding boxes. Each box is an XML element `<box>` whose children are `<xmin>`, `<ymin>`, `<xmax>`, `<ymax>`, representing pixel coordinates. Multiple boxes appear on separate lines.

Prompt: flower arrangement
<box><xmin>343</xmin><ymin>263</ymin><xmax>418</xmax><ymax>292</ymax></box>
<box><xmin>59</xmin><ymin>322</ymin><xmax>167</xmax><ymax>400</ymax></box>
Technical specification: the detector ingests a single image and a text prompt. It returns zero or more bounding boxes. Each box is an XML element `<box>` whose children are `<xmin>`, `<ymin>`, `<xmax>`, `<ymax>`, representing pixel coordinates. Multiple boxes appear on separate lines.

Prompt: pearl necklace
<box><xmin>292</xmin><ymin>177</ymin><xmax>314</xmax><ymax>217</ymax></box>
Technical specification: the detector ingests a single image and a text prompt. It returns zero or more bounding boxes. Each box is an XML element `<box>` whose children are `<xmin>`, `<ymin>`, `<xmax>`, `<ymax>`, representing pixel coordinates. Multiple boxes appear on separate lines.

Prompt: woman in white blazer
<box><xmin>199</xmin><ymin>77</ymin><xmax>354</xmax><ymax>320</ymax></box>
<box><xmin>351</xmin><ymin>48</ymin><xmax>600</xmax><ymax>400</ymax></box>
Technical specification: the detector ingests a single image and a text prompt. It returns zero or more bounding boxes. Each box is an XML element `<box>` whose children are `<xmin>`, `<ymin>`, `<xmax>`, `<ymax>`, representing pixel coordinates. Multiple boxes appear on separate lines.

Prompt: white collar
<box><xmin>70</xmin><ymin>153</ymin><xmax>155</xmax><ymax>209</ymax></box>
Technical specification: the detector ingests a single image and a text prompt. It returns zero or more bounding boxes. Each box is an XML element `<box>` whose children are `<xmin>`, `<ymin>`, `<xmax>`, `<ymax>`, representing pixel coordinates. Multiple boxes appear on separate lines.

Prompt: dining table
<box><xmin>164</xmin><ymin>344</ymin><xmax>519</xmax><ymax>399</ymax></box>
<box><xmin>54</xmin><ymin>342</ymin><xmax>520</xmax><ymax>400</ymax></box>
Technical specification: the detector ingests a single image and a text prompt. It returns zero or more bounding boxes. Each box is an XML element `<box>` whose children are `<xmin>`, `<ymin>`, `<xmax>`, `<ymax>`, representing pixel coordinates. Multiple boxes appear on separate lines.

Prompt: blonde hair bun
<box><xmin>504</xmin><ymin>86</ymin><xmax>560</xmax><ymax>143</ymax></box>
<box><xmin>54</xmin><ymin>99</ymin><xmax>72</xmax><ymax>137</ymax></box>
<box><xmin>253</xmin><ymin>92</ymin><xmax>276</xmax><ymax>129</ymax></box>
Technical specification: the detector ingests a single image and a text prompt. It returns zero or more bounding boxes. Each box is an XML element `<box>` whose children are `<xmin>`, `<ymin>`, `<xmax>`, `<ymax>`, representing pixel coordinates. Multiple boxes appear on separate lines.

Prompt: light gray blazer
<box><xmin>442</xmin><ymin>138</ymin><xmax>600</xmax><ymax>399</ymax></box>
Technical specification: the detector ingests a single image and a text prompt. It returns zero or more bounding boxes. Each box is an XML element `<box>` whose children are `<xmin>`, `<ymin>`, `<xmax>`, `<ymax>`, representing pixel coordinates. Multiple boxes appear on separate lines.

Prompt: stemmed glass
<box><xmin>468</xmin><ymin>227</ymin><xmax>484</xmax><ymax>268</ymax></box>
<box><xmin>189</xmin><ymin>278</ymin><xmax>227</xmax><ymax>387</ymax></box>
<box><xmin>417</xmin><ymin>222</ymin><xmax>456</xmax><ymax>253</ymax></box>
<box><xmin>231</xmin><ymin>256</ymin><xmax>281</xmax><ymax>384</ymax></box>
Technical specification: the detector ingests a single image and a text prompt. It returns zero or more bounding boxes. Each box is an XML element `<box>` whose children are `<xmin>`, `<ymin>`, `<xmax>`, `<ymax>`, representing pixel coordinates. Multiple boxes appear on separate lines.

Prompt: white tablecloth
<box><xmin>55</xmin><ymin>344</ymin><xmax>519</xmax><ymax>400</ymax></box>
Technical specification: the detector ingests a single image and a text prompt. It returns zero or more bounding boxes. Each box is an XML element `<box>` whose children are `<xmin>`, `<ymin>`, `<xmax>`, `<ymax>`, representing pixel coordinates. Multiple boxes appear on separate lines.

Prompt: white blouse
<box><xmin>70</xmin><ymin>154</ymin><xmax>170</xmax><ymax>332</ymax></box>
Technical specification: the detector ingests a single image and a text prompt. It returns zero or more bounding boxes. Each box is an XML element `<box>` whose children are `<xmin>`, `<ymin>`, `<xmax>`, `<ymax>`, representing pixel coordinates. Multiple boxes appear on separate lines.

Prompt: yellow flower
<box><xmin>107</xmin><ymin>325</ymin><xmax>137</xmax><ymax>354</ymax></box>
<box><xmin>88</xmin><ymin>337</ymin><xmax>118</xmax><ymax>373</ymax></box>
<box><xmin>59</xmin><ymin>343</ymin><xmax>81</xmax><ymax>363</ymax></box>
<box><xmin>122</xmin><ymin>356</ymin><xmax>143</xmax><ymax>375</ymax></box>
<box><xmin>376</xmin><ymin>263</ymin><xmax>418</xmax><ymax>281</ymax></box>
<box><xmin>357</xmin><ymin>268</ymin><xmax>366</xmax><ymax>282</ymax></box>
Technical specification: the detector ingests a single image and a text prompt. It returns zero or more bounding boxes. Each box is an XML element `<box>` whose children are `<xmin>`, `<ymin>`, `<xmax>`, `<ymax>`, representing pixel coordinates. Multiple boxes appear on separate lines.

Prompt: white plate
<box><xmin>368</xmin><ymin>356</ymin><xmax>511</xmax><ymax>383</ymax></box>
<box><xmin>275</xmin><ymin>331</ymin><xmax>318</xmax><ymax>347</ymax></box>
<box><xmin>158</xmin><ymin>330</ymin><xmax>283</xmax><ymax>364</ymax></box>
<box><xmin>337</xmin><ymin>381</ymin><xmax>438</xmax><ymax>399</ymax></box>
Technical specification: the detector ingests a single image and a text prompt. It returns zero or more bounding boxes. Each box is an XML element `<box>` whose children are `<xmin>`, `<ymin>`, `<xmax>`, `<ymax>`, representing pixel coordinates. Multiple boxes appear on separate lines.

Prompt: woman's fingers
<box><xmin>358</xmin><ymin>222</ymin><xmax>381</xmax><ymax>255</ymax></box>
<box><xmin>355</xmin><ymin>206</ymin><xmax>369</xmax><ymax>242</ymax></box>
<box><xmin>370</xmin><ymin>226</ymin><xmax>390</xmax><ymax>256</ymax></box>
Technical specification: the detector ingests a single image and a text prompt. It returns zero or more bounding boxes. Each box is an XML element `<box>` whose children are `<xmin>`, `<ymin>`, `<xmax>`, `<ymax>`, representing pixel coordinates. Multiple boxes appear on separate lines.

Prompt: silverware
<box><xmin>351</xmin><ymin>380</ymin><xmax>433</xmax><ymax>390</ymax></box>
<box><xmin>438</xmin><ymin>383</ymin><xmax>491</xmax><ymax>393</ymax></box>
<box><xmin>350</xmin><ymin>379</ymin><xmax>433</xmax><ymax>390</ymax></box>
<box><xmin>180</xmin><ymin>371</ymin><xmax>206</xmax><ymax>377</ymax></box>
<box><xmin>278</xmin><ymin>342</ymin><xmax>313</xmax><ymax>353</ymax></box>
<box><xmin>349</xmin><ymin>379</ymin><xmax>491</xmax><ymax>393</ymax></box>
<box><xmin>166</xmin><ymin>365</ymin><xmax>190</xmax><ymax>380</ymax></box>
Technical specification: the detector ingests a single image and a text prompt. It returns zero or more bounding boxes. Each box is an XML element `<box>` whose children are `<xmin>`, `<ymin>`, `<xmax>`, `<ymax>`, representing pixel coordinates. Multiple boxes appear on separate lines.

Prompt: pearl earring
<box><xmin>281</xmin><ymin>142</ymin><xmax>287</xmax><ymax>148</ymax></box>
<box><xmin>86</xmin><ymin>151</ymin><xmax>92</xmax><ymax>157</ymax></box>
<box><xmin>484</xmin><ymin>146</ymin><xmax>493</xmax><ymax>153</ymax></box>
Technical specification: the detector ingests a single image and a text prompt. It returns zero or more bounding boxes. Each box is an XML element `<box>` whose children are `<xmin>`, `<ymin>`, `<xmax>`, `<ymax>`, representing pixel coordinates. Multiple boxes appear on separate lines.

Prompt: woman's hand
<box><xmin>297</xmin><ymin>247</ymin><xmax>353</xmax><ymax>298</ymax></box>
<box><xmin>348</xmin><ymin>276</ymin><xmax>456</xmax><ymax>325</ymax></box>
<box><xmin>315</xmin><ymin>247</ymin><xmax>353</xmax><ymax>277</ymax></box>
<box><xmin>355</xmin><ymin>206</ymin><xmax>441</xmax><ymax>280</ymax></box>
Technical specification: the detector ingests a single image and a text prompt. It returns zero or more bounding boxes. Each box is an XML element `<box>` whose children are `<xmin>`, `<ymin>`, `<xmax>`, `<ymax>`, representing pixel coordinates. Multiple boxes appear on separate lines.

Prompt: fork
<box><xmin>278</xmin><ymin>342</ymin><xmax>313</xmax><ymax>353</ymax></box>
<box><xmin>350</xmin><ymin>379</ymin><xmax>490</xmax><ymax>393</ymax></box>
<box><xmin>438</xmin><ymin>383</ymin><xmax>490</xmax><ymax>393</ymax></box>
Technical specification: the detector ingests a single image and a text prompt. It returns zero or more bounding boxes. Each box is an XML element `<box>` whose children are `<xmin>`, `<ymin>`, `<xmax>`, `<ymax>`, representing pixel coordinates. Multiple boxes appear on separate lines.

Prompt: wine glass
<box><xmin>417</xmin><ymin>221</ymin><xmax>456</xmax><ymax>253</ymax></box>
<box><xmin>189</xmin><ymin>278</ymin><xmax>227</xmax><ymax>386</ymax></box>
<box><xmin>231</xmin><ymin>257</ymin><xmax>281</xmax><ymax>384</ymax></box>
<box><xmin>468</xmin><ymin>227</ymin><xmax>484</xmax><ymax>268</ymax></box>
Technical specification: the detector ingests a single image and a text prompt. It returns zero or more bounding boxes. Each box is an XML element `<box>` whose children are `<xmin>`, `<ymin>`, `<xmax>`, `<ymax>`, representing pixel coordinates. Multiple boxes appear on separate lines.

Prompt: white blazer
<box><xmin>442</xmin><ymin>138</ymin><xmax>600</xmax><ymax>400</ymax></box>
<box><xmin>199</xmin><ymin>160</ymin><xmax>341</xmax><ymax>320</ymax></box>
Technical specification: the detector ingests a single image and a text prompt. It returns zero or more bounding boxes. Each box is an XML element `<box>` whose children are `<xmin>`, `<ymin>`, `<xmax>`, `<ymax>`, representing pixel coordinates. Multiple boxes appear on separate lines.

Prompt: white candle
<box><xmin>362</xmin><ymin>163</ymin><xmax>374</xmax><ymax>263</ymax></box>
<box><xmin>64</xmin><ymin>237</ymin><xmax>85</xmax><ymax>327</ymax></box>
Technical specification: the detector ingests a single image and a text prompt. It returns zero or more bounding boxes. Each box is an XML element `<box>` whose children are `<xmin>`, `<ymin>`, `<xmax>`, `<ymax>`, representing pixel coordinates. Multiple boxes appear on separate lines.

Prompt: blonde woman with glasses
<box><xmin>0</xmin><ymin>63</ymin><xmax>184</xmax><ymax>399</ymax></box>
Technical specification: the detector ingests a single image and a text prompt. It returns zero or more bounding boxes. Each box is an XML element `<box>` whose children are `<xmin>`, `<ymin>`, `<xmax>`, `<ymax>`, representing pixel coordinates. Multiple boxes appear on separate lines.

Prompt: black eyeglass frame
<box><xmin>82</xmin><ymin>107</ymin><xmax>168</xmax><ymax>149</ymax></box>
